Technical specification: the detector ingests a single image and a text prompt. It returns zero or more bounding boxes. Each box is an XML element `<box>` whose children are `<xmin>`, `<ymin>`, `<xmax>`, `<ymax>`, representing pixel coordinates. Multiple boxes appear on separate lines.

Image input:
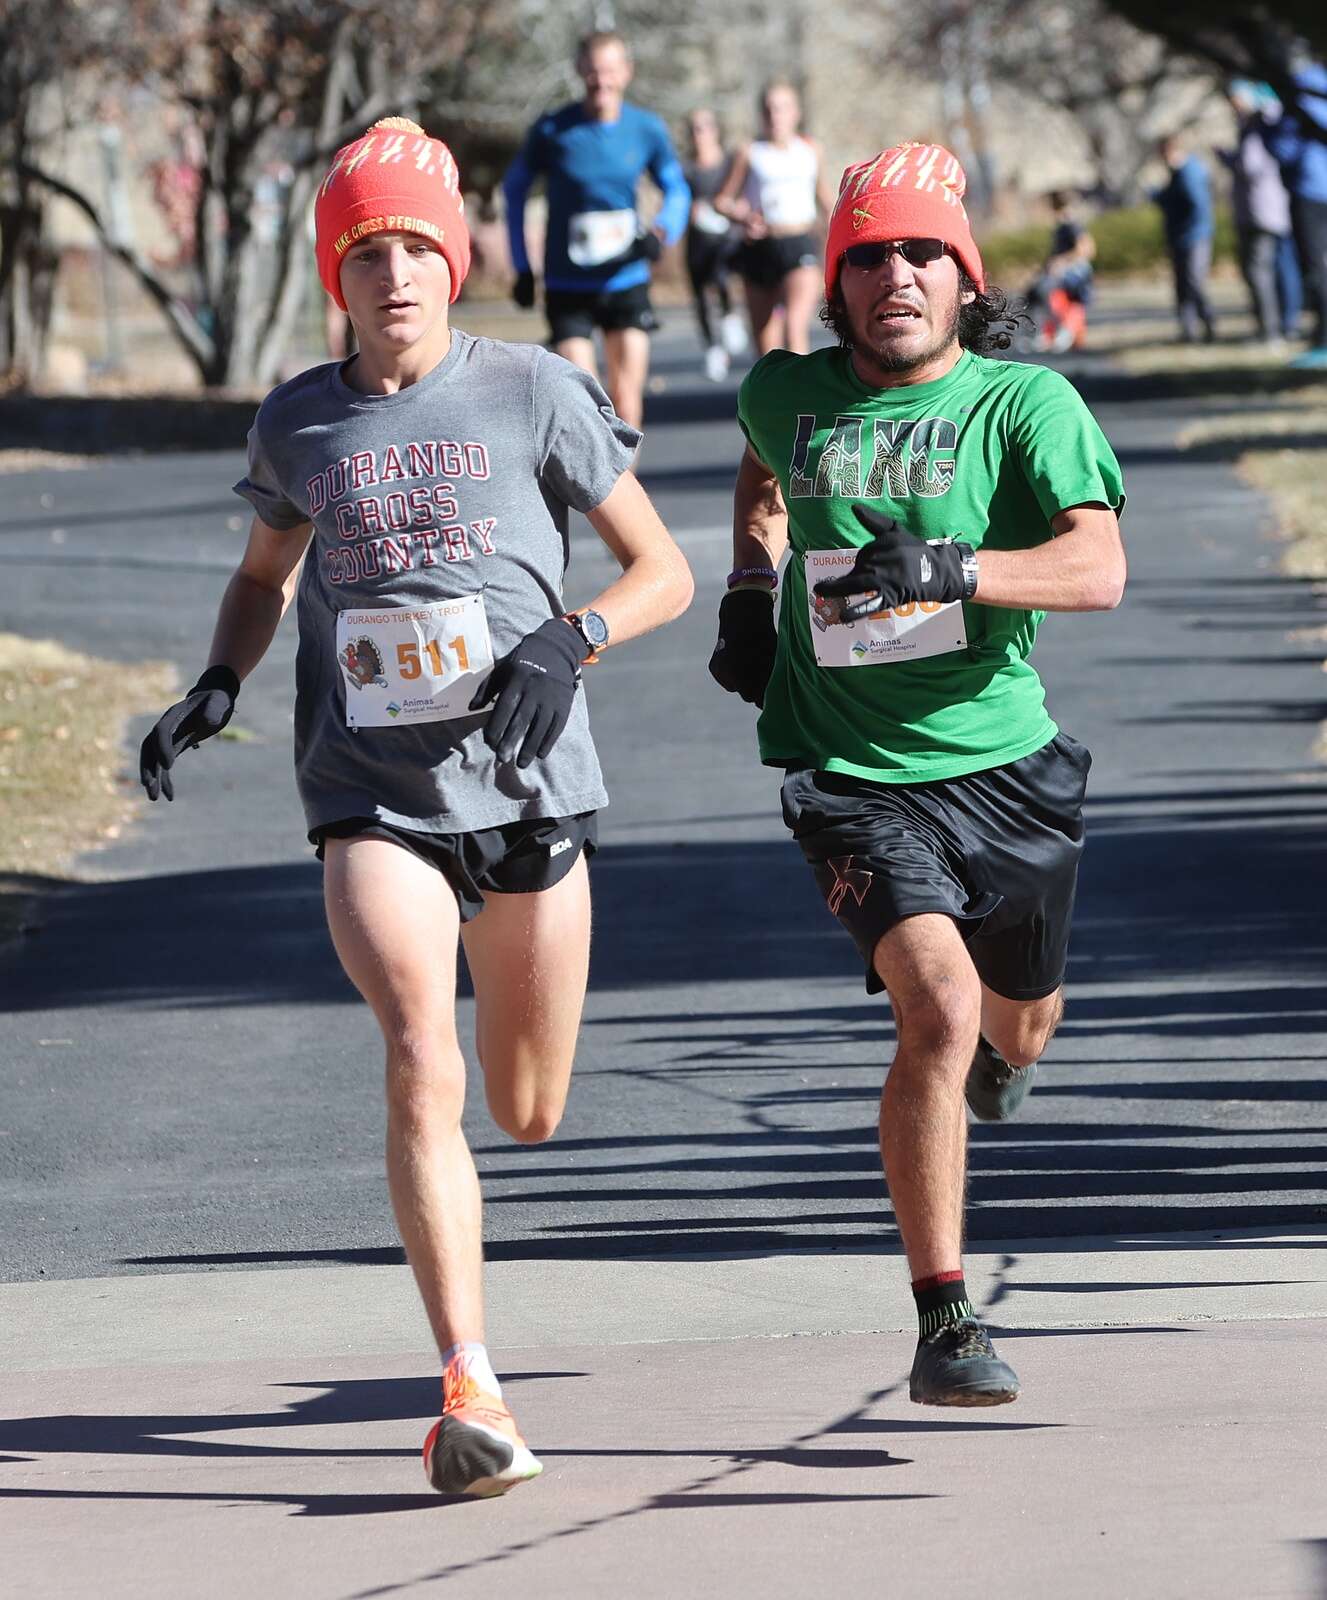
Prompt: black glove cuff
<box><xmin>190</xmin><ymin>664</ymin><xmax>241</xmax><ymax>701</ymax></box>
<box><xmin>532</xmin><ymin>617</ymin><xmax>588</xmax><ymax>675</ymax></box>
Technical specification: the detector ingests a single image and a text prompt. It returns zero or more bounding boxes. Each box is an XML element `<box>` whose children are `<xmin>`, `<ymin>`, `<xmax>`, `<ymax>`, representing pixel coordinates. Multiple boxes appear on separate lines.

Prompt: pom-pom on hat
<box><xmin>315</xmin><ymin>117</ymin><xmax>470</xmax><ymax>309</ymax></box>
<box><xmin>825</xmin><ymin>142</ymin><xmax>984</xmax><ymax>296</ymax></box>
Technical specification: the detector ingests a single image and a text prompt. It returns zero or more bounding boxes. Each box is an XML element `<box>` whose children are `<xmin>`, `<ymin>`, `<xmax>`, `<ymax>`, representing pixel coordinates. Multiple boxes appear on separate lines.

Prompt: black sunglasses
<box><xmin>842</xmin><ymin>238</ymin><xmax>947</xmax><ymax>270</ymax></box>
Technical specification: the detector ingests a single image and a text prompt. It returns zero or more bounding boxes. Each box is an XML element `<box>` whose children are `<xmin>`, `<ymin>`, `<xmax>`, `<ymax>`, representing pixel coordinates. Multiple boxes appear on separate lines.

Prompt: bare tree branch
<box><xmin>18</xmin><ymin>158</ymin><xmax>215</xmax><ymax>375</ymax></box>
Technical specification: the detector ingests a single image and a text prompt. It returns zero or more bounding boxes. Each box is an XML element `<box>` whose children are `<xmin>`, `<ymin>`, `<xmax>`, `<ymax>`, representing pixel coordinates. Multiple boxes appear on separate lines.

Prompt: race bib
<box><xmin>336</xmin><ymin>595</ymin><xmax>494</xmax><ymax>728</ymax></box>
<box><xmin>567</xmin><ymin>208</ymin><xmax>638</xmax><ymax>267</ymax></box>
<box><xmin>803</xmin><ymin>549</ymin><xmax>967</xmax><ymax>668</ymax></box>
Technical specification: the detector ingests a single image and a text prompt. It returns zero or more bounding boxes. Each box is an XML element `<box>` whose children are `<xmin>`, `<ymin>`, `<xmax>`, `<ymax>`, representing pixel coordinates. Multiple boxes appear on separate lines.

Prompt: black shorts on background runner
<box><xmin>312</xmin><ymin>811</ymin><xmax>597</xmax><ymax>921</ymax></box>
<box><xmin>738</xmin><ymin>233</ymin><xmax>821</xmax><ymax>286</ymax></box>
<box><xmin>780</xmin><ymin>732</ymin><xmax>1091</xmax><ymax>999</ymax></box>
<box><xmin>546</xmin><ymin>283</ymin><xmax>658</xmax><ymax>342</ymax></box>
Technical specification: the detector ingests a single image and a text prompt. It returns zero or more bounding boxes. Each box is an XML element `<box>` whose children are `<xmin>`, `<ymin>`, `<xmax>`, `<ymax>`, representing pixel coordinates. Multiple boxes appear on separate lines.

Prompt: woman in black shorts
<box><xmin>714</xmin><ymin>80</ymin><xmax>834</xmax><ymax>355</ymax></box>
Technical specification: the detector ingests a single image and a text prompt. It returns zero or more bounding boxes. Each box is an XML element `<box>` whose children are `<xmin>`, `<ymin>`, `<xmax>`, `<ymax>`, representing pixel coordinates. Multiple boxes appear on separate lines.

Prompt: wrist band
<box><xmin>726</xmin><ymin>565</ymin><xmax>778</xmax><ymax>590</ymax></box>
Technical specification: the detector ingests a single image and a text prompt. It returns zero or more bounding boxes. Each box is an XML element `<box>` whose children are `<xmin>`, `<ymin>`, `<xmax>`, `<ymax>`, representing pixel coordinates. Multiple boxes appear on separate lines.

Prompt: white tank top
<box><xmin>741</xmin><ymin>137</ymin><xmax>818</xmax><ymax>229</ymax></box>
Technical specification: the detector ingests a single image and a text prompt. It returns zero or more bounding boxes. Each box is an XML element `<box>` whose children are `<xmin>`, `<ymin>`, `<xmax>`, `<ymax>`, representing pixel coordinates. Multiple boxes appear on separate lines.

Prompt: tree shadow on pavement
<box><xmin>7</xmin><ymin>774</ymin><xmax>1325</xmax><ymax>1008</ymax></box>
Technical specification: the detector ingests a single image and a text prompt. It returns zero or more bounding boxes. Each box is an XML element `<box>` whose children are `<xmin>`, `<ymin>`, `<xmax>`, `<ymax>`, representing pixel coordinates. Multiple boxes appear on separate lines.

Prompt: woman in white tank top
<box><xmin>715</xmin><ymin>80</ymin><xmax>834</xmax><ymax>355</ymax></box>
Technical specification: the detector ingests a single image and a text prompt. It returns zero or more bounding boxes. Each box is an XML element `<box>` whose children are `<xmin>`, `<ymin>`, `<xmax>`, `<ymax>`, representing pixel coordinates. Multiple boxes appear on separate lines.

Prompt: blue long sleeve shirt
<box><xmin>1266</xmin><ymin>63</ymin><xmax>1327</xmax><ymax>205</ymax></box>
<box><xmin>503</xmin><ymin>102</ymin><xmax>691</xmax><ymax>293</ymax></box>
<box><xmin>1152</xmin><ymin>156</ymin><xmax>1214</xmax><ymax>248</ymax></box>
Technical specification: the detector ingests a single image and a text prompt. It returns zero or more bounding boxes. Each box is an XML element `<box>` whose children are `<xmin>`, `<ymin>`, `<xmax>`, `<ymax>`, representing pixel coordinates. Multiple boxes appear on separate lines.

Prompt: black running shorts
<box><xmin>737</xmin><ymin>232</ymin><xmax>821</xmax><ymax>287</ymax></box>
<box><xmin>546</xmin><ymin>282</ymin><xmax>658</xmax><ymax>342</ymax></box>
<box><xmin>780</xmin><ymin>732</ymin><xmax>1091</xmax><ymax>999</ymax></box>
<box><xmin>312</xmin><ymin>811</ymin><xmax>597</xmax><ymax>922</ymax></box>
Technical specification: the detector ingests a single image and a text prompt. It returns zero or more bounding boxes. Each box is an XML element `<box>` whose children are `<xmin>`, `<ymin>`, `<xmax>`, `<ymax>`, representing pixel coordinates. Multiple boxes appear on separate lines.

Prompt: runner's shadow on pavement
<box><xmin>0</xmin><ymin>1373</ymin><xmax>951</xmax><ymax>1524</ymax></box>
<box><xmin>0</xmin><ymin>1372</ymin><xmax>585</xmax><ymax>1519</ymax></box>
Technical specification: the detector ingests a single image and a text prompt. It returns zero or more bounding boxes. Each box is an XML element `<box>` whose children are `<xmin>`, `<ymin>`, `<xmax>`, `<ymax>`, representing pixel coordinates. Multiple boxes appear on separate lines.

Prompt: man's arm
<box><xmin>707</xmin><ymin>444</ymin><xmax>785</xmax><ymax>706</ymax></box>
<box><xmin>140</xmin><ymin>515</ymin><xmax>312</xmax><ymax>800</ymax></box>
<box><xmin>207</xmin><ymin>515</ymin><xmax>315</xmax><ymax>677</ymax></box>
<box><xmin>502</xmin><ymin>130</ymin><xmax>541</xmax><ymax>277</ymax></box>
<box><xmin>646</xmin><ymin>123</ymin><xmax>692</xmax><ymax>247</ymax></box>
<box><xmin>579</xmin><ymin>471</ymin><xmax>694</xmax><ymax>643</ymax></box>
<box><xmin>731</xmin><ymin>442</ymin><xmax>790</xmax><ymax>582</ymax></box>
<box><xmin>968</xmin><ymin>505</ymin><xmax>1125</xmax><ymax>612</ymax></box>
<box><xmin>817</xmin><ymin>504</ymin><xmax>1124</xmax><ymax>624</ymax></box>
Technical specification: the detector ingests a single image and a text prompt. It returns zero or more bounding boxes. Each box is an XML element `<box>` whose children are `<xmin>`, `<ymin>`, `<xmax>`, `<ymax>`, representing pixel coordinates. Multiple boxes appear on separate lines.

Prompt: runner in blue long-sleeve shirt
<box><xmin>503</xmin><ymin>29</ymin><xmax>690</xmax><ymax>429</ymax></box>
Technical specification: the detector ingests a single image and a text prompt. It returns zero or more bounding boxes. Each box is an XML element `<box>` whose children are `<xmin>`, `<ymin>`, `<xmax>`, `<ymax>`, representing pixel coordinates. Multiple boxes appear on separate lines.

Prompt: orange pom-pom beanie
<box><xmin>314</xmin><ymin>117</ymin><xmax>470</xmax><ymax>309</ymax></box>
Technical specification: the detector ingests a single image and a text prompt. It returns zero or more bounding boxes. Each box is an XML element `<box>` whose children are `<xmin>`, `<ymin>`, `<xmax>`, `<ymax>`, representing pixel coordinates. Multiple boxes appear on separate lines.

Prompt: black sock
<box><xmin>913</xmin><ymin>1271</ymin><xmax>974</xmax><ymax>1338</ymax></box>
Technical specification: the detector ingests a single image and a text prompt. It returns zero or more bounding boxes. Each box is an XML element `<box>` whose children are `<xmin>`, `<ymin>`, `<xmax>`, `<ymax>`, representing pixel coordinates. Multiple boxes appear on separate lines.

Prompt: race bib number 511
<box><xmin>336</xmin><ymin>595</ymin><xmax>494</xmax><ymax>728</ymax></box>
<box><xmin>804</xmin><ymin>549</ymin><xmax>967</xmax><ymax>668</ymax></box>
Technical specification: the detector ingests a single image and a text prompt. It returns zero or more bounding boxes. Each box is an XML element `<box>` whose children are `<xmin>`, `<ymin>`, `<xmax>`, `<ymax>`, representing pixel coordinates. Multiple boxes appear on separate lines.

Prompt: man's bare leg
<box><xmin>602</xmin><ymin>326</ymin><xmax>650</xmax><ymax>432</ymax></box>
<box><xmin>981</xmin><ymin>984</ymin><xmax>1063</xmax><ymax>1066</ymax></box>
<box><xmin>461</xmin><ymin>853</ymin><xmax>592</xmax><ymax>1141</ymax></box>
<box><xmin>872</xmin><ymin>913</ymin><xmax>980</xmax><ymax>1278</ymax></box>
<box><xmin>872</xmin><ymin>912</ymin><xmax>1019</xmax><ymax>1404</ymax></box>
<box><xmin>322</xmin><ymin>836</ymin><xmax>482</xmax><ymax>1349</ymax></box>
<box><xmin>966</xmin><ymin>983</ymin><xmax>1065</xmax><ymax>1122</ymax></box>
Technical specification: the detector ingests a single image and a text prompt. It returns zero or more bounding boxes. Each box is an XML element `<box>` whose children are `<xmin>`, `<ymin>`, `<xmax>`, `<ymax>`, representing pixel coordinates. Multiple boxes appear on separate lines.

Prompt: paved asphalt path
<box><xmin>2</xmin><ymin>309</ymin><xmax>1326</xmax><ymax>1284</ymax></box>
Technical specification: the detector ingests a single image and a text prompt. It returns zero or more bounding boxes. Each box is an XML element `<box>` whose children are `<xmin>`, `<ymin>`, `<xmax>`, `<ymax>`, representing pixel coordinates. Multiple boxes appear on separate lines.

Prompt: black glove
<box><xmin>633</xmin><ymin>228</ymin><xmax>664</xmax><ymax>263</ymax></box>
<box><xmin>813</xmin><ymin>507</ymin><xmax>968</xmax><ymax>624</ymax></box>
<box><xmin>470</xmin><ymin>617</ymin><xmax>584</xmax><ymax>768</ymax></box>
<box><xmin>513</xmin><ymin>269</ymin><xmax>536</xmax><ymax>309</ymax></box>
<box><xmin>139</xmin><ymin>664</ymin><xmax>240</xmax><ymax>802</ymax></box>
<box><xmin>708</xmin><ymin>588</ymin><xmax>778</xmax><ymax>708</ymax></box>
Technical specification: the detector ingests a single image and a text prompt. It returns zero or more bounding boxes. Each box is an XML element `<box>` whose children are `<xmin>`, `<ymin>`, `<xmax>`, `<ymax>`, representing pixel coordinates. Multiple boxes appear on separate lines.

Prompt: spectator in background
<box><xmin>1265</xmin><ymin>54</ymin><xmax>1327</xmax><ymax>367</ymax></box>
<box><xmin>1151</xmin><ymin>135</ymin><xmax>1217</xmax><ymax>344</ymax></box>
<box><xmin>1220</xmin><ymin>81</ymin><xmax>1299</xmax><ymax>345</ymax></box>
<box><xmin>683</xmin><ymin>109</ymin><xmax>746</xmax><ymax>381</ymax></box>
<box><xmin>1027</xmin><ymin>190</ymin><xmax>1095</xmax><ymax>352</ymax></box>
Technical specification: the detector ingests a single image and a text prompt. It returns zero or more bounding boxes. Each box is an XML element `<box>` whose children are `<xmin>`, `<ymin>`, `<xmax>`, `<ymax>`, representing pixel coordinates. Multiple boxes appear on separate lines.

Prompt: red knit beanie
<box><xmin>315</xmin><ymin>117</ymin><xmax>470</xmax><ymax>309</ymax></box>
<box><xmin>825</xmin><ymin>142</ymin><xmax>984</xmax><ymax>296</ymax></box>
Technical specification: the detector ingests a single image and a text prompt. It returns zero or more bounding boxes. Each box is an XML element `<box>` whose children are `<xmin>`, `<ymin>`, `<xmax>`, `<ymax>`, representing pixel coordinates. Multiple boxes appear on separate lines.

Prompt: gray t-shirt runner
<box><xmin>234</xmin><ymin>330</ymin><xmax>639</xmax><ymax>835</ymax></box>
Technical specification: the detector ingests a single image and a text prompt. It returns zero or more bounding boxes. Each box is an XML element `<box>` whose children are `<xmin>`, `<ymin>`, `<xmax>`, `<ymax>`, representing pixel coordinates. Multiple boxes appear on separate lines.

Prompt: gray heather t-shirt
<box><xmin>233</xmin><ymin>331</ymin><xmax>640</xmax><ymax>834</ymax></box>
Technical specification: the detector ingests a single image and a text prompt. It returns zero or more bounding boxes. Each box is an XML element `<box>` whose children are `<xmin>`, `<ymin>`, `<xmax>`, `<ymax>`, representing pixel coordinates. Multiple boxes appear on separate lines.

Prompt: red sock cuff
<box><xmin>912</xmin><ymin>1270</ymin><xmax>965</xmax><ymax>1293</ymax></box>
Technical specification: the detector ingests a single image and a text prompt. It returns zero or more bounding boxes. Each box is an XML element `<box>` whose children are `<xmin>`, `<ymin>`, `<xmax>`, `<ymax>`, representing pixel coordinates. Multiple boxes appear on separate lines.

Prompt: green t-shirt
<box><xmin>737</xmin><ymin>347</ymin><xmax>1125</xmax><ymax>783</ymax></box>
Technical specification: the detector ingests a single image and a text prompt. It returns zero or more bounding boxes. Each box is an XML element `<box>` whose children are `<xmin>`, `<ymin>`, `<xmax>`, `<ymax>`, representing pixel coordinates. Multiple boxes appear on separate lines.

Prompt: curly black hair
<box><xmin>819</xmin><ymin>267</ymin><xmax>1026</xmax><ymax>355</ymax></box>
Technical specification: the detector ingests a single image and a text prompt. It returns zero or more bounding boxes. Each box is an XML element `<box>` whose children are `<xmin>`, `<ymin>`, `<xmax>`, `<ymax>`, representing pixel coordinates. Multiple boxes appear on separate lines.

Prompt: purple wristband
<box><xmin>726</xmin><ymin>565</ymin><xmax>778</xmax><ymax>590</ymax></box>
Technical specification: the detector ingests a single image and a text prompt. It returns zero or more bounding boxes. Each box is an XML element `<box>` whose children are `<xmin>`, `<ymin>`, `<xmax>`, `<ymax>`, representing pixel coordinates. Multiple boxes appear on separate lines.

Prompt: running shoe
<box><xmin>910</xmin><ymin>1317</ymin><xmax>1020</xmax><ymax>1406</ymax></box>
<box><xmin>704</xmin><ymin>343</ymin><xmax>730</xmax><ymax>382</ymax></box>
<box><xmin>965</xmin><ymin>1036</ymin><xmax>1036</xmax><ymax>1123</ymax></box>
<box><xmin>720</xmin><ymin>310</ymin><xmax>749</xmax><ymax>357</ymax></box>
<box><xmin>422</xmin><ymin>1357</ymin><xmax>542</xmax><ymax>1498</ymax></box>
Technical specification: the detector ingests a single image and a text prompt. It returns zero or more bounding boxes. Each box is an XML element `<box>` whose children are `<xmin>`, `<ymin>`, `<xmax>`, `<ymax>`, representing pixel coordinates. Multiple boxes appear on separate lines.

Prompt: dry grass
<box><xmin>0</xmin><ymin>635</ymin><xmax>175</xmax><ymax>944</ymax></box>
<box><xmin>1177</xmin><ymin>393</ymin><xmax>1327</xmax><ymax>580</ymax></box>
<box><xmin>0</xmin><ymin>450</ymin><xmax>96</xmax><ymax>475</ymax></box>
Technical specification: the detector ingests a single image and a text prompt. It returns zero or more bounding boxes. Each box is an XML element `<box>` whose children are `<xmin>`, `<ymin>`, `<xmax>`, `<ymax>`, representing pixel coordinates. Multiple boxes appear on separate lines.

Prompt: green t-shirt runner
<box><xmin>738</xmin><ymin>345</ymin><xmax>1124</xmax><ymax>782</ymax></box>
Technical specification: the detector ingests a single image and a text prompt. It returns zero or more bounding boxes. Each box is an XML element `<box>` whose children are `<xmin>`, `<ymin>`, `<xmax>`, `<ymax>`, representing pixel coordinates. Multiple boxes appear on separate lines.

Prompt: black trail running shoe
<box><xmin>910</xmin><ymin>1318</ymin><xmax>1020</xmax><ymax>1406</ymax></box>
<box><xmin>965</xmin><ymin>1037</ymin><xmax>1036</xmax><ymax>1123</ymax></box>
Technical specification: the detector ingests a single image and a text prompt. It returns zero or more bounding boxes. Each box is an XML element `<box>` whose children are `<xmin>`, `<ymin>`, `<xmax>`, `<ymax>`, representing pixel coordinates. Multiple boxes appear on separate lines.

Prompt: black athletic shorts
<box><xmin>311</xmin><ymin>811</ymin><xmax>597</xmax><ymax>922</ymax></box>
<box><xmin>546</xmin><ymin>282</ymin><xmax>658</xmax><ymax>342</ymax></box>
<box><xmin>780</xmin><ymin>732</ymin><xmax>1091</xmax><ymax>999</ymax></box>
<box><xmin>738</xmin><ymin>232</ymin><xmax>821</xmax><ymax>287</ymax></box>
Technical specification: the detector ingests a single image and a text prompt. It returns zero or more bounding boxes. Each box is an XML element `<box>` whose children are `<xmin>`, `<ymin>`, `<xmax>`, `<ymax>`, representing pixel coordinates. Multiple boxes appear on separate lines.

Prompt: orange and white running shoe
<box><xmin>422</xmin><ymin>1357</ymin><xmax>542</xmax><ymax>1498</ymax></box>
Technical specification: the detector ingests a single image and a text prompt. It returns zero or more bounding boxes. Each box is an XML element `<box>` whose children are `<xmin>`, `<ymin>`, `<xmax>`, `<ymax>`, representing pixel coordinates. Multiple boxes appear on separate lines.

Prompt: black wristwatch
<box><xmin>958</xmin><ymin>547</ymin><xmax>979</xmax><ymax>600</ymax></box>
<box><xmin>563</xmin><ymin>608</ymin><xmax>610</xmax><ymax>661</ymax></box>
